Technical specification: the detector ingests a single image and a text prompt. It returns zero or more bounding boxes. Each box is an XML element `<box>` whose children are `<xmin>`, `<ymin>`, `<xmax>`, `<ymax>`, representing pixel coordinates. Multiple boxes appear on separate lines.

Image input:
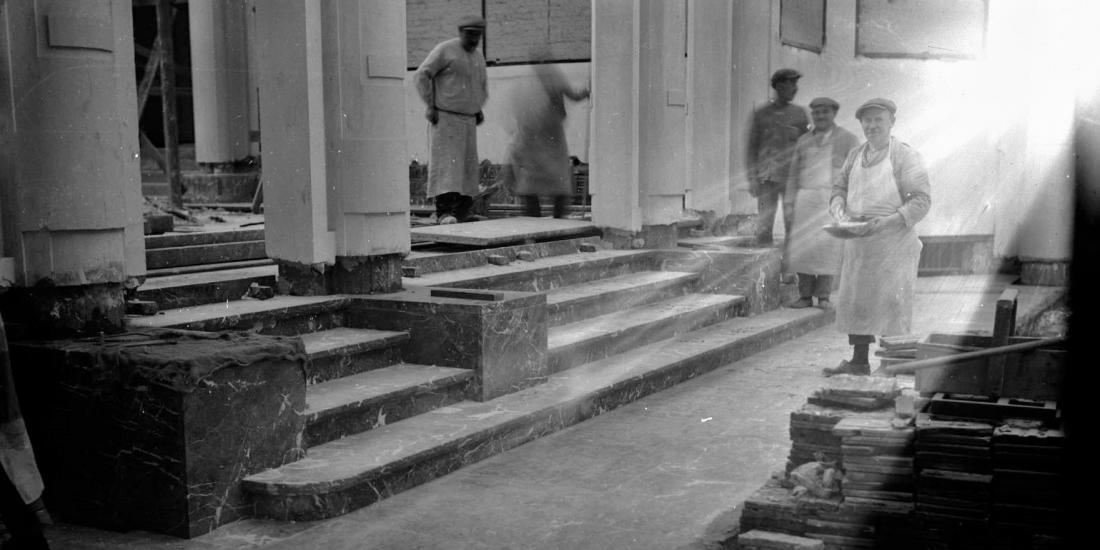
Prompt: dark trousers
<box><xmin>435</xmin><ymin>192</ymin><xmax>473</xmax><ymax>220</ymax></box>
<box><xmin>522</xmin><ymin>195</ymin><xmax>568</xmax><ymax>219</ymax></box>
<box><xmin>756</xmin><ymin>180</ymin><xmax>793</xmax><ymax>246</ymax></box>
<box><xmin>797</xmin><ymin>274</ymin><xmax>833</xmax><ymax>300</ymax></box>
<box><xmin>0</xmin><ymin>467</ymin><xmax>49</xmax><ymax>550</ymax></box>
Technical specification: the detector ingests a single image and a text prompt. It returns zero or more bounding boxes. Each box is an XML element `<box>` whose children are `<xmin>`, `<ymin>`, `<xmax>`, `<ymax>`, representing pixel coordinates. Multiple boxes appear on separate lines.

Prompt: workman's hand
<box><xmin>426</xmin><ymin>106</ymin><xmax>439</xmax><ymax>125</ymax></box>
<box><xmin>828</xmin><ymin>199</ymin><xmax>846</xmax><ymax>222</ymax></box>
<box><xmin>865</xmin><ymin>213</ymin><xmax>904</xmax><ymax>235</ymax></box>
<box><xmin>475</xmin><ymin>111</ymin><xmax>485</xmax><ymax>126</ymax></box>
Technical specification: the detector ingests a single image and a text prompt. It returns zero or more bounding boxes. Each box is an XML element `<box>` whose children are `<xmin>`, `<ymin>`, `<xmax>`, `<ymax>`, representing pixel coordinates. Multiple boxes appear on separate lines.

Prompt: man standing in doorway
<box><xmin>746</xmin><ymin>68</ymin><xmax>809</xmax><ymax>248</ymax></box>
<box><xmin>414</xmin><ymin>15</ymin><xmax>489</xmax><ymax>225</ymax></box>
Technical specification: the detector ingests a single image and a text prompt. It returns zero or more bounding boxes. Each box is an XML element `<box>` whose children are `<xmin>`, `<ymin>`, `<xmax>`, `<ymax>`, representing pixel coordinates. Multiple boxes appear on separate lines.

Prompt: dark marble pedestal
<box><xmin>0</xmin><ymin>282</ymin><xmax>125</xmax><ymax>338</ymax></box>
<box><xmin>10</xmin><ymin>329</ymin><xmax>307</xmax><ymax>538</ymax></box>
<box><xmin>350</xmin><ymin>289</ymin><xmax>547</xmax><ymax>401</ymax></box>
<box><xmin>277</xmin><ymin>254</ymin><xmax>404</xmax><ymax>296</ymax></box>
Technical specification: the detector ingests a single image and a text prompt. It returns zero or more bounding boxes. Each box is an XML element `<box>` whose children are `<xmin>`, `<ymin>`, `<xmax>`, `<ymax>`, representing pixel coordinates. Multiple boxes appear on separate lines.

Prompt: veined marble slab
<box><xmin>410</xmin><ymin>217</ymin><xmax>599</xmax><ymax>246</ymax></box>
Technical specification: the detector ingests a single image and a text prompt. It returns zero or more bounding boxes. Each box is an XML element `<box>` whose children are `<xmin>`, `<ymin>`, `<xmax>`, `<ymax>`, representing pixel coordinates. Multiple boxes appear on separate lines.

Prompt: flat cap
<box><xmin>770</xmin><ymin>68</ymin><xmax>802</xmax><ymax>86</ymax></box>
<box><xmin>855</xmin><ymin>98</ymin><xmax>897</xmax><ymax>119</ymax></box>
<box><xmin>809</xmin><ymin>97</ymin><xmax>840</xmax><ymax>110</ymax></box>
<box><xmin>457</xmin><ymin>15</ymin><xmax>486</xmax><ymax>29</ymax></box>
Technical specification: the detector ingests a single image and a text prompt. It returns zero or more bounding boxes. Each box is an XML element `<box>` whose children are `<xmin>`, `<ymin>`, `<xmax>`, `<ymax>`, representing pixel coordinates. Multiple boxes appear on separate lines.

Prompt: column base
<box><xmin>275</xmin><ymin>254</ymin><xmax>404</xmax><ymax>296</ymax></box>
<box><xmin>600</xmin><ymin>224</ymin><xmax>679</xmax><ymax>249</ymax></box>
<box><xmin>331</xmin><ymin>254</ymin><xmax>403</xmax><ymax>294</ymax></box>
<box><xmin>0</xmin><ymin>283</ymin><xmax>125</xmax><ymax>338</ymax></box>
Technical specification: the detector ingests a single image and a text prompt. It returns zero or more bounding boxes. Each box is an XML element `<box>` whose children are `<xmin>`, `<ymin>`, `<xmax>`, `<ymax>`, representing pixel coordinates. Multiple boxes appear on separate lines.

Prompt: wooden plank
<box><xmin>409</xmin><ymin>217</ymin><xmax>598</xmax><ymax>246</ymax></box>
<box><xmin>988</xmin><ymin>288</ymin><xmax>1018</xmax><ymax>397</ymax></box>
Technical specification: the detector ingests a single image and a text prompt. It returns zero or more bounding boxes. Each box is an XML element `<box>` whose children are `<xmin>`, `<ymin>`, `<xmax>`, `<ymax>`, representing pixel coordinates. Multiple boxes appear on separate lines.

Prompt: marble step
<box><xmin>145</xmin><ymin>228</ymin><xmax>265</xmax><ymax>249</ymax></box>
<box><xmin>300</xmin><ymin>327</ymin><xmax>410</xmax><ymax>385</ymax></box>
<box><xmin>144</xmin><ymin>258</ymin><xmax>276</xmax><ymax>278</ymax></box>
<box><xmin>406</xmin><ymin>249</ymin><xmax>658</xmax><ymax>293</ymax></box>
<box><xmin>126</xmin><ymin>294</ymin><xmax>351</xmax><ymax>336</ymax></box>
<box><xmin>547</xmin><ymin>293</ymin><xmax>746</xmax><ymax>373</ymax></box>
<box><xmin>137</xmin><ymin>264</ymin><xmax>278</xmax><ymax>310</ymax></box>
<box><xmin>303</xmin><ymin>363</ymin><xmax>473</xmax><ymax>447</ymax></box>
<box><xmin>146</xmin><ymin>240</ymin><xmax>267</xmax><ymax>270</ymax></box>
<box><xmin>546</xmin><ymin>270</ymin><xmax>700</xmax><ymax>325</ymax></box>
<box><xmin>241</xmin><ymin>306</ymin><xmax>833</xmax><ymax>521</ymax></box>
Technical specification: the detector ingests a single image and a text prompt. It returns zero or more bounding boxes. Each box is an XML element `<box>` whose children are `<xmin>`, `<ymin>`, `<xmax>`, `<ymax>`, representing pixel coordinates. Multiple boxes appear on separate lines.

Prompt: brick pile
<box><xmin>787</xmin><ymin>375</ymin><xmax>900</xmax><ymax>472</ymax></box>
<box><xmin>990</xmin><ymin>422</ymin><xmax>1065</xmax><ymax>547</ymax></box>
<box><xmin>913</xmin><ymin>413</ymin><xmax>994</xmax><ymax>549</ymax></box>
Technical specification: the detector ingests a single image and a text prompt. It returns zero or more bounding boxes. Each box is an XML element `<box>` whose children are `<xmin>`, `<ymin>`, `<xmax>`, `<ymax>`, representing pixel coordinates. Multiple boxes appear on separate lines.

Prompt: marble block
<box><xmin>10</xmin><ymin>329</ymin><xmax>307</xmax><ymax>538</ymax></box>
<box><xmin>348</xmin><ymin>290</ymin><xmax>547</xmax><ymax>401</ymax></box>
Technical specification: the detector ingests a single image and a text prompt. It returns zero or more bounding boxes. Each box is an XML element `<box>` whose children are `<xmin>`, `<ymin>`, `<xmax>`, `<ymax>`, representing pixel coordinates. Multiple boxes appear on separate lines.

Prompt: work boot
<box><xmin>786</xmin><ymin>297</ymin><xmax>813</xmax><ymax>309</ymax></box>
<box><xmin>822</xmin><ymin>359</ymin><xmax>870</xmax><ymax>377</ymax></box>
<box><xmin>816</xmin><ymin>298</ymin><xmax>833</xmax><ymax>309</ymax></box>
<box><xmin>438</xmin><ymin>214</ymin><xmax>457</xmax><ymax>225</ymax></box>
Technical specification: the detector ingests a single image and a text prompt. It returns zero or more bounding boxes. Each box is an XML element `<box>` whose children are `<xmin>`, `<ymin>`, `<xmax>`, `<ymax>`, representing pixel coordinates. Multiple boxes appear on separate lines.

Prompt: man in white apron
<box><xmin>783</xmin><ymin>97</ymin><xmax>859</xmax><ymax>309</ymax></box>
<box><xmin>414</xmin><ymin>15</ymin><xmax>489</xmax><ymax>224</ymax></box>
<box><xmin>823</xmin><ymin>98</ymin><xmax>931</xmax><ymax>377</ymax></box>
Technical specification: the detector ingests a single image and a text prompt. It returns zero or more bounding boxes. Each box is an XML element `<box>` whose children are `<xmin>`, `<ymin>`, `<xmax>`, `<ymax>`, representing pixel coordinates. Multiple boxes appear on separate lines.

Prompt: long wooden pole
<box><xmin>157</xmin><ymin>0</ymin><xmax>183</xmax><ymax>208</ymax></box>
<box><xmin>883</xmin><ymin>337</ymin><xmax>1066</xmax><ymax>375</ymax></box>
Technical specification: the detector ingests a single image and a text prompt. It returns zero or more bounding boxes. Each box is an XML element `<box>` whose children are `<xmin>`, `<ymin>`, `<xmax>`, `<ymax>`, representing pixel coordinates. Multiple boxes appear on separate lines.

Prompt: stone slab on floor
<box><xmin>137</xmin><ymin>265</ymin><xmax>279</xmax><ymax>309</ymax></box>
<box><xmin>410</xmin><ymin>217</ymin><xmax>599</xmax><ymax>246</ymax></box>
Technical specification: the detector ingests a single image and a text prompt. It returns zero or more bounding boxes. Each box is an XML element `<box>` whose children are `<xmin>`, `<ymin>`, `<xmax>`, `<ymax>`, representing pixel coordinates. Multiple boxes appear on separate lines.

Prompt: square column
<box><xmin>0</xmin><ymin>0</ymin><xmax>145</xmax><ymax>336</ymax></box>
<box><xmin>188</xmin><ymin>0</ymin><xmax>251</xmax><ymax>164</ymax></box>
<box><xmin>685</xmin><ymin>0</ymin><xmax>734</xmax><ymax>221</ymax></box>
<box><xmin>254</xmin><ymin>0</ymin><xmax>336</xmax><ymax>294</ymax></box>
<box><xmin>591</xmin><ymin>0</ymin><xmax>688</xmax><ymax>248</ymax></box>
<box><xmin>320</xmin><ymin>0</ymin><xmax>410</xmax><ymax>293</ymax></box>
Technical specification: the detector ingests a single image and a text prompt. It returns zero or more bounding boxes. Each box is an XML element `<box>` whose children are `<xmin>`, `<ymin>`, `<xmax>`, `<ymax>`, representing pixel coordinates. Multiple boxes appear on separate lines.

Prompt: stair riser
<box><xmin>549</xmin><ymin>280</ymin><xmax>697</xmax><ymax>326</ymax></box>
<box><xmin>306</xmin><ymin>348</ymin><xmax>404</xmax><ymax>386</ymax></box>
<box><xmin>304</xmin><ymin>380</ymin><xmax>472</xmax><ymax>447</ymax></box>
<box><xmin>247</xmin><ymin>309</ymin><xmax>833</xmax><ymax>522</ymax></box>
<box><xmin>170</xmin><ymin>311</ymin><xmax>345</xmax><ymax>336</ymax></box>
<box><xmin>145</xmin><ymin>229</ymin><xmax>265</xmax><ymax>250</ymax></box>
<box><xmin>137</xmin><ymin>276</ymin><xmax>277</xmax><ymax>310</ymax></box>
<box><xmin>547</xmin><ymin>301</ymin><xmax>745</xmax><ymax>374</ymax></box>
<box><xmin>146</xmin><ymin>241</ymin><xmax>267</xmax><ymax>270</ymax></box>
<box><xmin>434</xmin><ymin>256</ymin><xmax>656</xmax><ymax>292</ymax></box>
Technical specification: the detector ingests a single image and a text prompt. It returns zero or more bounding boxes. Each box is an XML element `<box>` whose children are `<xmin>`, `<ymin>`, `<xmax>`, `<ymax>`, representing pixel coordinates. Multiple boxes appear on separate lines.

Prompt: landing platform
<box><xmin>410</xmin><ymin>217</ymin><xmax>599</xmax><ymax>246</ymax></box>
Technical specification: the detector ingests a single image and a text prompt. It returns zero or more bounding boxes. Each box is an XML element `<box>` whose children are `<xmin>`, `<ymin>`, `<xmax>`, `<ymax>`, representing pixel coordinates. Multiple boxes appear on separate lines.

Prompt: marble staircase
<box><xmin>127</xmin><ymin>232</ymin><xmax>828</xmax><ymax>527</ymax></box>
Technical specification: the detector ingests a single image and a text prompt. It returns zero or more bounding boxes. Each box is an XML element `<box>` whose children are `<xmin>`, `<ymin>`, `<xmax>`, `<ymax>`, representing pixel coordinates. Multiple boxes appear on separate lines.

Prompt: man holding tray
<box><xmin>823</xmin><ymin>98</ymin><xmax>931</xmax><ymax>377</ymax></box>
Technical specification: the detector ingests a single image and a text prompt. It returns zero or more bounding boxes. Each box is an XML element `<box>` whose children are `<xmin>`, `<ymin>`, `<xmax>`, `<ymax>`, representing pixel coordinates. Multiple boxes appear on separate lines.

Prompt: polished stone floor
<box><xmin>43</xmin><ymin>275</ymin><xmax>1061</xmax><ymax>550</ymax></box>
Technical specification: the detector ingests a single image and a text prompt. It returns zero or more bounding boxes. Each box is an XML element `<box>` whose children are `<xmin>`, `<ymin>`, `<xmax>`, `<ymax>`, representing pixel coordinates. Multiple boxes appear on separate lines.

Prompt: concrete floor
<box><xmin>44</xmin><ymin>274</ymin><xmax>1062</xmax><ymax>550</ymax></box>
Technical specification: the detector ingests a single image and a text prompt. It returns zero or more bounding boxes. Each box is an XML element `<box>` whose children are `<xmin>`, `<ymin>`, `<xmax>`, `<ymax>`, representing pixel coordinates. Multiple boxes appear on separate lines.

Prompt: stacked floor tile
<box><xmin>913</xmin><ymin>412</ymin><xmax>995</xmax><ymax>548</ymax></box>
<box><xmin>787</xmin><ymin>375</ymin><xmax>899</xmax><ymax>472</ymax></box>
<box><xmin>990</xmin><ymin>421</ymin><xmax>1065</xmax><ymax>547</ymax></box>
<box><xmin>825</xmin><ymin>415</ymin><xmax>918</xmax><ymax>549</ymax></box>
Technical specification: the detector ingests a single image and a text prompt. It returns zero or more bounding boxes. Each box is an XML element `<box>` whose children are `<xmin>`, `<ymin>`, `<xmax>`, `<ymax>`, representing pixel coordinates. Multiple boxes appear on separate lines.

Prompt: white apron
<box><xmin>835</xmin><ymin>142</ymin><xmax>922</xmax><ymax>336</ymax></box>
<box><xmin>787</xmin><ymin>136</ymin><xmax>842</xmax><ymax>275</ymax></box>
<box><xmin>427</xmin><ymin>111</ymin><xmax>480</xmax><ymax>197</ymax></box>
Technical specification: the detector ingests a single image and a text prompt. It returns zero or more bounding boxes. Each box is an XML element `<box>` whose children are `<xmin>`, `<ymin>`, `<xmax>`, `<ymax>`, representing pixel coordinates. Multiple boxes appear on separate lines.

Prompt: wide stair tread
<box><xmin>127</xmin><ymin>294</ymin><xmax>349</xmax><ymax>330</ymax></box>
<box><xmin>300</xmin><ymin>327</ymin><xmax>409</xmax><ymax>361</ymax></box>
<box><xmin>408</xmin><ymin>249</ymin><xmax>651</xmax><ymax>288</ymax></box>
<box><xmin>305</xmin><ymin>364</ymin><xmax>472</xmax><ymax>424</ymax></box>
<box><xmin>545</xmin><ymin>270</ymin><xmax>697</xmax><ymax>310</ymax></box>
<box><xmin>138</xmin><ymin>264</ymin><xmax>278</xmax><ymax>290</ymax></box>
<box><xmin>242</xmin><ymin>307</ymin><xmax>829</xmax><ymax>501</ymax></box>
<box><xmin>549</xmin><ymin>292</ymin><xmax>743</xmax><ymax>350</ymax></box>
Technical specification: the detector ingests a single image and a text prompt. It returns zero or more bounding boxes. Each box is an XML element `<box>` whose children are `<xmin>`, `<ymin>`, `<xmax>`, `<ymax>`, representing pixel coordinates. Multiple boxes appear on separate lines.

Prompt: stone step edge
<box><xmin>304</xmin><ymin>364</ymin><xmax>474</xmax><ymax>425</ymax></box>
<box><xmin>548</xmin><ymin>293</ymin><xmax>746</xmax><ymax>351</ymax></box>
<box><xmin>241</xmin><ymin>306</ymin><xmax>831</xmax><ymax>501</ymax></box>
<box><xmin>545</xmin><ymin>270</ymin><xmax>699</xmax><ymax>308</ymax></box>
<box><xmin>137</xmin><ymin>265</ymin><xmax>279</xmax><ymax>292</ymax></box>
<box><xmin>127</xmin><ymin>295</ymin><xmax>351</xmax><ymax>331</ymax></box>
<box><xmin>403</xmin><ymin>235</ymin><xmax>604</xmax><ymax>277</ymax></box>
<box><xmin>299</xmin><ymin>328</ymin><xmax>410</xmax><ymax>362</ymax></box>
<box><xmin>406</xmin><ymin>249</ymin><xmax>656</xmax><ymax>289</ymax></box>
<box><xmin>144</xmin><ymin>258</ymin><xmax>276</xmax><ymax>278</ymax></box>
<box><xmin>145</xmin><ymin>228</ymin><xmax>265</xmax><ymax>250</ymax></box>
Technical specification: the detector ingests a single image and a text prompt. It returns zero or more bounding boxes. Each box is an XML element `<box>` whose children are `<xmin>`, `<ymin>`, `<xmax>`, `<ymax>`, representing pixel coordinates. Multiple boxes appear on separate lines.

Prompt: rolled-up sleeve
<box><xmin>892</xmin><ymin>145</ymin><xmax>932</xmax><ymax>227</ymax></box>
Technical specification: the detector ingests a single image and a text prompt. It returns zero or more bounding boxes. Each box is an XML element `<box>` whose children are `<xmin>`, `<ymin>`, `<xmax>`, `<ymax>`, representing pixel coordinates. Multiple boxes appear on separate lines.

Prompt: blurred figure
<box><xmin>502</xmin><ymin>47</ymin><xmax>590</xmax><ymax>219</ymax></box>
<box><xmin>745</xmin><ymin>68</ymin><xmax>809</xmax><ymax>247</ymax></box>
<box><xmin>783</xmin><ymin>97</ymin><xmax>859</xmax><ymax>309</ymax></box>
<box><xmin>414</xmin><ymin>15</ymin><xmax>489</xmax><ymax>224</ymax></box>
<box><xmin>823</xmin><ymin>98</ymin><xmax>931</xmax><ymax>377</ymax></box>
<box><xmin>0</xmin><ymin>312</ymin><xmax>50</xmax><ymax>549</ymax></box>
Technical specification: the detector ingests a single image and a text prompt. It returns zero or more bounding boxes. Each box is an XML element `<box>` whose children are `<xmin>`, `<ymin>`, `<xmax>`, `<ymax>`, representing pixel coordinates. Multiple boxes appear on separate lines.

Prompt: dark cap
<box><xmin>770</xmin><ymin>68</ymin><xmax>802</xmax><ymax>86</ymax></box>
<box><xmin>457</xmin><ymin>15</ymin><xmax>486</xmax><ymax>30</ymax></box>
<box><xmin>809</xmin><ymin>97</ymin><xmax>840</xmax><ymax>111</ymax></box>
<box><xmin>855</xmin><ymin>98</ymin><xmax>897</xmax><ymax>119</ymax></box>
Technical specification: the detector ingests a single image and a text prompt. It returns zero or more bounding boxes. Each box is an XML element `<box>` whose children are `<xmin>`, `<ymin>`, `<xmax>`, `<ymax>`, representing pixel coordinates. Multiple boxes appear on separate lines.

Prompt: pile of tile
<box><xmin>788</xmin><ymin>375</ymin><xmax>900</xmax><ymax>473</ymax></box>
<box><xmin>990</xmin><ymin>421</ymin><xmax>1065</xmax><ymax>545</ymax></box>
<box><xmin>913</xmin><ymin>413</ymin><xmax>994</xmax><ymax>548</ymax></box>
<box><xmin>808</xmin><ymin>374</ymin><xmax>899</xmax><ymax>411</ymax></box>
<box><xmin>787</xmin><ymin>404</ymin><xmax>852</xmax><ymax>472</ymax></box>
<box><xmin>737</xmin><ymin>529</ymin><xmax>825</xmax><ymax>550</ymax></box>
<box><xmin>874</xmin><ymin>334</ymin><xmax>921</xmax><ymax>369</ymax></box>
<box><xmin>740</xmin><ymin>476</ymin><xmax>826</xmax><ymax>537</ymax></box>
